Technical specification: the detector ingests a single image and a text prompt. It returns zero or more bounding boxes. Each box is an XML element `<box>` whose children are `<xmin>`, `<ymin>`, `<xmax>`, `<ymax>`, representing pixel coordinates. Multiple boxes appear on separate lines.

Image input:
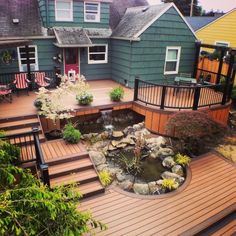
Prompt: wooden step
<box><xmin>49</xmin><ymin>158</ymin><xmax>94</xmax><ymax>178</ymax></box>
<box><xmin>47</xmin><ymin>152</ymin><xmax>89</xmax><ymax>166</ymax></box>
<box><xmin>50</xmin><ymin>169</ymin><xmax>99</xmax><ymax>187</ymax></box>
<box><xmin>76</xmin><ymin>180</ymin><xmax>105</xmax><ymax>198</ymax></box>
<box><xmin>9</xmin><ymin>133</ymin><xmax>45</xmax><ymax>145</ymax></box>
<box><xmin>0</xmin><ymin>118</ymin><xmax>40</xmax><ymax>130</ymax></box>
<box><xmin>6</xmin><ymin>127</ymin><xmax>43</xmax><ymax>135</ymax></box>
<box><xmin>0</xmin><ymin>114</ymin><xmax>37</xmax><ymax>123</ymax></box>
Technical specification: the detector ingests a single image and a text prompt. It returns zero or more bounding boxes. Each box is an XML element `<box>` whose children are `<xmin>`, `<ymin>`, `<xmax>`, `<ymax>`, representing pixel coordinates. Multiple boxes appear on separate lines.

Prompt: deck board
<box><xmin>80</xmin><ymin>153</ymin><xmax>236</xmax><ymax>236</ymax></box>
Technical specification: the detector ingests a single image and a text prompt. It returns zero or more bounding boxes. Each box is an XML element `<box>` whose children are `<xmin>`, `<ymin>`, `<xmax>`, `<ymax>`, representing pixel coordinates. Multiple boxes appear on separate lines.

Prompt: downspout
<box><xmin>46</xmin><ymin>0</ymin><xmax>49</xmax><ymax>28</ymax></box>
<box><xmin>128</xmin><ymin>40</ymin><xmax>132</xmax><ymax>87</ymax></box>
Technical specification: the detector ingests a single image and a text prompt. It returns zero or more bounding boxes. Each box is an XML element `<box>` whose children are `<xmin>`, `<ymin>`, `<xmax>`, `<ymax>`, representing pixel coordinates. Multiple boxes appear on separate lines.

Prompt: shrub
<box><xmin>76</xmin><ymin>92</ymin><xmax>93</xmax><ymax>105</ymax></box>
<box><xmin>0</xmin><ymin>130</ymin><xmax>6</xmax><ymax>137</ymax></box>
<box><xmin>99</xmin><ymin>170</ymin><xmax>112</xmax><ymax>187</ymax></box>
<box><xmin>109</xmin><ymin>87</ymin><xmax>124</xmax><ymax>101</ymax></box>
<box><xmin>165</xmin><ymin>111</ymin><xmax>224</xmax><ymax>155</ymax></box>
<box><xmin>0</xmin><ymin>143</ymin><xmax>105</xmax><ymax>235</ymax></box>
<box><xmin>63</xmin><ymin>123</ymin><xmax>81</xmax><ymax>144</ymax></box>
<box><xmin>161</xmin><ymin>179</ymin><xmax>178</xmax><ymax>191</ymax></box>
<box><xmin>175</xmin><ymin>153</ymin><xmax>191</xmax><ymax>167</ymax></box>
<box><xmin>33</xmin><ymin>98</ymin><xmax>43</xmax><ymax>110</ymax></box>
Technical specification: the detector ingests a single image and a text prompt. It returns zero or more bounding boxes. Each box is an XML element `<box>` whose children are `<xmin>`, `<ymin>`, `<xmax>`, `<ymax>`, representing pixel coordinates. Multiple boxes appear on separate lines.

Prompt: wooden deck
<box><xmin>80</xmin><ymin>153</ymin><xmax>236</xmax><ymax>236</ymax></box>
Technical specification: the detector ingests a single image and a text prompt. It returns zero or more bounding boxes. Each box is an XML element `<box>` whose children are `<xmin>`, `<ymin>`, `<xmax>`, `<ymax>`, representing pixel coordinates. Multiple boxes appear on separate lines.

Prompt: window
<box><xmin>215</xmin><ymin>41</ymin><xmax>229</xmax><ymax>47</ymax></box>
<box><xmin>84</xmin><ymin>2</ymin><xmax>100</xmax><ymax>22</ymax></box>
<box><xmin>55</xmin><ymin>0</ymin><xmax>73</xmax><ymax>21</ymax></box>
<box><xmin>164</xmin><ymin>47</ymin><xmax>181</xmax><ymax>75</ymax></box>
<box><xmin>17</xmin><ymin>46</ymin><xmax>39</xmax><ymax>72</ymax></box>
<box><xmin>88</xmin><ymin>45</ymin><xmax>108</xmax><ymax>64</ymax></box>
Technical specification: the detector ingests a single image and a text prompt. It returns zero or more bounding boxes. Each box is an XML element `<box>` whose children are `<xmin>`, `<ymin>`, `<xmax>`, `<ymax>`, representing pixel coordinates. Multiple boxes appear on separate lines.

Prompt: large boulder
<box><xmin>89</xmin><ymin>151</ymin><xmax>106</xmax><ymax>166</ymax></box>
<box><xmin>162</xmin><ymin>157</ymin><xmax>176</xmax><ymax>168</ymax></box>
<box><xmin>112</xmin><ymin>131</ymin><xmax>124</xmax><ymax>139</ymax></box>
<box><xmin>158</xmin><ymin>147</ymin><xmax>174</xmax><ymax>158</ymax></box>
<box><xmin>148</xmin><ymin>181</ymin><xmax>161</xmax><ymax>194</ymax></box>
<box><xmin>172</xmin><ymin>165</ymin><xmax>184</xmax><ymax>176</ymax></box>
<box><xmin>133</xmin><ymin>183</ymin><xmax>149</xmax><ymax>195</ymax></box>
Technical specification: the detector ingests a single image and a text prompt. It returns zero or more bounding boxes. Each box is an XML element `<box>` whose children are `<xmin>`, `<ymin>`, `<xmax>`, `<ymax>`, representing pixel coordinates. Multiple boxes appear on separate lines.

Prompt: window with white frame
<box><xmin>88</xmin><ymin>45</ymin><xmax>108</xmax><ymax>64</ymax></box>
<box><xmin>164</xmin><ymin>47</ymin><xmax>181</xmax><ymax>75</ymax></box>
<box><xmin>17</xmin><ymin>45</ymin><xmax>39</xmax><ymax>72</ymax></box>
<box><xmin>215</xmin><ymin>41</ymin><xmax>229</xmax><ymax>47</ymax></box>
<box><xmin>55</xmin><ymin>0</ymin><xmax>73</xmax><ymax>21</ymax></box>
<box><xmin>84</xmin><ymin>2</ymin><xmax>100</xmax><ymax>22</ymax></box>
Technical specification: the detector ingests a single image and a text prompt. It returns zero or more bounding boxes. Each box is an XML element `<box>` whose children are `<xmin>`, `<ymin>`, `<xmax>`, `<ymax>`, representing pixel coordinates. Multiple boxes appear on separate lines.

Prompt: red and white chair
<box><xmin>13</xmin><ymin>73</ymin><xmax>30</xmax><ymax>95</ymax></box>
<box><xmin>34</xmin><ymin>72</ymin><xmax>51</xmax><ymax>88</ymax></box>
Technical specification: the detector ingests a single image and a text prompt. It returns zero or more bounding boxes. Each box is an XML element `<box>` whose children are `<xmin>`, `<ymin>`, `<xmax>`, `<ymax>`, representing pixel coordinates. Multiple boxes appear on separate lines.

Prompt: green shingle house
<box><xmin>0</xmin><ymin>0</ymin><xmax>196</xmax><ymax>87</ymax></box>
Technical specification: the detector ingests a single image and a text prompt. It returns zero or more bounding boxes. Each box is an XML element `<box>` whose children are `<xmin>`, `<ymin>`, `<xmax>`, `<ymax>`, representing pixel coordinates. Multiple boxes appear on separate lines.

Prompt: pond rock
<box><xmin>172</xmin><ymin>165</ymin><xmax>184</xmax><ymax>176</ymax></box>
<box><xmin>161</xmin><ymin>171</ymin><xmax>181</xmax><ymax>180</ymax></box>
<box><xmin>92</xmin><ymin>140</ymin><xmax>109</xmax><ymax>150</ymax></box>
<box><xmin>123</xmin><ymin>126</ymin><xmax>135</xmax><ymax>135</ymax></box>
<box><xmin>96</xmin><ymin>164</ymin><xmax>109</xmax><ymax>172</ymax></box>
<box><xmin>159</xmin><ymin>147</ymin><xmax>174</xmax><ymax>158</ymax></box>
<box><xmin>107</xmin><ymin>167</ymin><xmax>123</xmax><ymax>177</ymax></box>
<box><xmin>89</xmin><ymin>151</ymin><xmax>106</xmax><ymax>166</ymax></box>
<box><xmin>116</xmin><ymin>172</ymin><xmax>126</xmax><ymax>182</ymax></box>
<box><xmin>133</xmin><ymin>183</ymin><xmax>149</xmax><ymax>195</ymax></box>
<box><xmin>175</xmin><ymin>176</ymin><xmax>185</xmax><ymax>185</ymax></box>
<box><xmin>120</xmin><ymin>137</ymin><xmax>135</xmax><ymax>145</ymax></box>
<box><xmin>148</xmin><ymin>181</ymin><xmax>162</xmax><ymax>194</ymax></box>
<box><xmin>146</xmin><ymin>137</ymin><xmax>166</xmax><ymax>148</ymax></box>
<box><xmin>112</xmin><ymin>131</ymin><xmax>124</xmax><ymax>139</ymax></box>
<box><xmin>116</xmin><ymin>143</ymin><xmax>128</xmax><ymax>148</ymax></box>
<box><xmin>108</xmin><ymin>144</ymin><xmax>117</xmax><ymax>151</ymax></box>
<box><xmin>162</xmin><ymin>157</ymin><xmax>176</xmax><ymax>168</ymax></box>
<box><xmin>119</xmin><ymin>180</ymin><xmax>134</xmax><ymax>190</ymax></box>
<box><xmin>134</xmin><ymin>128</ymin><xmax>150</xmax><ymax>137</ymax></box>
<box><xmin>149</xmin><ymin>147</ymin><xmax>160</xmax><ymax>159</ymax></box>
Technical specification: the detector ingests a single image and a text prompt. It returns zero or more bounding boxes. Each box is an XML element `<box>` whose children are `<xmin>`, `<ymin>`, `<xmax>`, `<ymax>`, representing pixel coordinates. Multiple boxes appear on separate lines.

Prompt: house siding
<box><xmin>196</xmin><ymin>10</ymin><xmax>236</xmax><ymax>47</ymax></box>
<box><xmin>80</xmin><ymin>39</ymin><xmax>111</xmax><ymax>80</ymax></box>
<box><xmin>37</xmin><ymin>0</ymin><xmax>47</xmax><ymax>27</ymax></box>
<box><xmin>47</xmin><ymin>0</ymin><xmax>110</xmax><ymax>28</ymax></box>
<box><xmin>111</xmin><ymin>7</ymin><xmax>196</xmax><ymax>87</ymax></box>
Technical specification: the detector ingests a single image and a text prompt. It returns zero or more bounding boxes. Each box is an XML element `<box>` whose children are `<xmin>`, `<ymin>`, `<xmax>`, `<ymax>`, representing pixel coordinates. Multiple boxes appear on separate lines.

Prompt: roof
<box><xmin>84</xmin><ymin>28</ymin><xmax>112</xmax><ymax>38</ymax></box>
<box><xmin>0</xmin><ymin>40</ymin><xmax>32</xmax><ymax>49</ymax></box>
<box><xmin>185</xmin><ymin>17</ymin><xmax>219</xmax><ymax>31</ymax></box>
<box><xmin>53</xmin><ymin>27</ymin><xmax>92</xmax><ymax>48</ymax></box>
<box><xmin>0</xmin><ymin>0</ymin><xmax>43</xmax><ymax>38</ymax></box>
<box><xmin>110</xmin><ymin>0</ymin><xmax>149</xmax><ymax>30</ymax></box>
<box><xmin>112</xmin><ymin>3</ymin><xmax>196</xmax><ymax>40</ymax></box>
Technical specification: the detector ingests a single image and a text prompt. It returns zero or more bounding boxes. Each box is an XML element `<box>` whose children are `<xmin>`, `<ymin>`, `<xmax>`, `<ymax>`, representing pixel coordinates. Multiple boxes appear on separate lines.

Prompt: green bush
<box><xmin>109</xmin><ymin>87</ymin><xmax>124</xmax><ymax>101</ymax></box>
<box><xmin>0</xmin><ymin>142</ymin><xmax>105</xmax><ymax>235</ymax></box>
<box><xmin>165</xmin><ymin>111</ymin><xmax>224</xmax><ymax>155</ymax></box>
<box><xmin>98</xmin><ymin>170</ymin><xmax>112</xmax><ymax>187</ymax></box>
<box><xmin>0</xmin><ymin>130</ymin><xmax>6</xmax><ymax>138</ymax></box>
<box><xmin>161</xmin><ymin>179</ymin><xmax>178</xmax><ymax>191</ymax></box>
<box><xmin>63</xmin><ymin>123</ymin><xmax>81</xmax><ymax>144</ymax></box>
<box><xmin>76</xmin><ymin>92</ymin><xmax>93</xmax><ymax>105</ymax></box>
<box><xmin>175</xmin><ymin>153</ymin><xmax>191</xmax><ymax>167</ymax></box>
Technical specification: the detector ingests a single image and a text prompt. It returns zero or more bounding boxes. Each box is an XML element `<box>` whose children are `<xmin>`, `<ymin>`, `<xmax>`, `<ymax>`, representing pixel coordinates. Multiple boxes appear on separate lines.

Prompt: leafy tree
<box><xmin>161</xmin><ymin>0</ymin><xmax>202</xmax><ymax>16</ymax></box>
<box><xmin>0</xmin><ymin>140</ymin><xmax>105</xmax><ymax>236</ymax></box>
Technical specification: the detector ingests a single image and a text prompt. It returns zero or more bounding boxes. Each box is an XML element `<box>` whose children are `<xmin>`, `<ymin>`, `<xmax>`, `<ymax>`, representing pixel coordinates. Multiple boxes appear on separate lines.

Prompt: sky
<box><xmin>147</xmin><ymin>0</ymin><xmax>236</xmax><ymax>12</ymax></box>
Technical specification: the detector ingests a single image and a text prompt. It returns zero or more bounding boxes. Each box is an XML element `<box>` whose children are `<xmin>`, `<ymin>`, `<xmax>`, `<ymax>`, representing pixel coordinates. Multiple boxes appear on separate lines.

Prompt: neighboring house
<box><xmin>0</xmin><ymin>0</ymin><xmax>196</xmax><ymax>87</ymax></box>
<box><xmin>185</xmin><ymin>16</ymin><xmax>219</xmax><ymax>31</ymax></box>
<box><xmin>192</xmin><ymin>8</ymin><xmax>236</xmax><ymax>48</ymax></box>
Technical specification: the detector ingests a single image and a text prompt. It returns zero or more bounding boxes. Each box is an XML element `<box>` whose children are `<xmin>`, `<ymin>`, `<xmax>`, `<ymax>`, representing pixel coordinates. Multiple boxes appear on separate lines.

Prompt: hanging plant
<box><xmin>1</xmin><ymin>50</ymin><xmax>12</xmax><ymax>64</ymax></box>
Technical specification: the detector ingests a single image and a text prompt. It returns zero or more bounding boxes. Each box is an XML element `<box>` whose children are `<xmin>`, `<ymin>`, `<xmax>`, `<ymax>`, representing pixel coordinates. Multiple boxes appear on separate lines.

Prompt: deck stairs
<box><xmin>0</xmin><ymin>114</ymin><xmax>45</xmax><ymax>144</ymax></box>
<box><xmin>47</xmin><ymin>152</ymin><xmax>105</xmax><ymax>198</ymax></box>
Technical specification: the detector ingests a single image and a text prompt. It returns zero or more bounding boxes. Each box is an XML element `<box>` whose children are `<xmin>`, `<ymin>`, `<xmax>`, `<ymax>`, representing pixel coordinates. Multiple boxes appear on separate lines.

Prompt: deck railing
<box><xmin>0</xmin><ymin>128</ymin><xmax>50</xmax><ymax>186</ymax></box>
<box><xmin>133</xmin><ymin>78</ymin><xmax>231</xmax><ymax>110</ymax></box>
<box><xmin>0</xmin><ymin>70</ymin><xmax>57</xmax><ymax>89</ymax></box>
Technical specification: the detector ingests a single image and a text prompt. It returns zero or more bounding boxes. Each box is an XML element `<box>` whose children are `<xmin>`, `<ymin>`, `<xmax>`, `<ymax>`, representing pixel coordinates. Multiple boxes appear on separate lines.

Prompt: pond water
<box><xmin>76</xmin><ymin>109</ymin><xmax>144</xmax><ymax>134</ymax></box>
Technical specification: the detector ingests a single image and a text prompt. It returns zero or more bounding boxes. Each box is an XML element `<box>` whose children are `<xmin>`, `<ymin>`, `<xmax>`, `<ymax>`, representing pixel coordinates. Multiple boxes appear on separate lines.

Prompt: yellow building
<box><xmin>196</xmin><ymin>8</ymin><xmax>236</xmax><ymax>48</ymax></box>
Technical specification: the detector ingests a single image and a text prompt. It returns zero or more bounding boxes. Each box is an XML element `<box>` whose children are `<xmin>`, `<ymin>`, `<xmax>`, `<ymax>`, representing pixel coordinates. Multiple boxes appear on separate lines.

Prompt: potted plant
<box><xmin>76</xmin><ymin>92</ymin><xmax>93</xmax><ymax>105</ymax></box>
<box><xmin>109</xmin><ymin>87</ymin><xmax>124</xmax><ymax>102</ymax></box>
<box><xmin>63</xmin><ymin>123</ymin><xmax>81</xmax><ymax>144</ymax></box>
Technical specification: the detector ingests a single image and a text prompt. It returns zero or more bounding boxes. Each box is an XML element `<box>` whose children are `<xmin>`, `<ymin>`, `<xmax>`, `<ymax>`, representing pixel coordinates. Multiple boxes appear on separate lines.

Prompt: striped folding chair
<box><xmin>34</xmin><ymin>72</ymin><xmax>51</xmax><ymax>88</ymax></box>
<box><xmin>13</xmin><ymin>73</ymin><xmax>30</xmax><ymax>95</ymax></box>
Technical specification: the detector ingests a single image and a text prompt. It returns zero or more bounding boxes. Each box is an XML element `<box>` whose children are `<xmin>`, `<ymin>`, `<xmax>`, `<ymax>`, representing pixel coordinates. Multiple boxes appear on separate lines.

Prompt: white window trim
<box><xmin>84</xmin><ymin>2</ymin><xmax>100</xmax><ymax>23</ymax></box>
<box><xmin>55</xmin><ymin>0</ymin><xmax>73</xmax><ymax>22</ymax></box>
<box><xmin>215</xmin><ymin>41</ymin><xmax>230</xmax><ymax>47</ymax></box>
<box><xmin>88</xmin><ymin>44</ymin><xmax>108</xmax><ymax>64</ymax></box>
<box><xmin>17</xmin><ymin>45</ymin><xmax>39</xmax><ymax>72</ymax></box>
<box><xmin>164</xmin><ymin>46</ymin><xmax>181</xmax><ymax>75</ymax></box>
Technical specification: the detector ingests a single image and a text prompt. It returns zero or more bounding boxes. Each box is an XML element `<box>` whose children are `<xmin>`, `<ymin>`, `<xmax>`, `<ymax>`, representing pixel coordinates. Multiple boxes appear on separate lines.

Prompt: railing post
<box><xmin>133</xmin><ymin>77</ymin><xmax>139</xmax><ymax>101</ymax></box>
<box><xmin>40</xmin><ymin>164</ymin><xmax>50</xmax><ymax>187</ymax></box>
<box><xmin>192</xmin><ymin>86</ymin><xmax>201</xmax><ymax>110</ymax></box>
<box><xmin>216</xmin><ymin>48</ymin><xmax>226</xmax><ymax>84</ymax></box>
<box><xmin>193</xmin><ymin>42</ymin><xmax>201</xmax><ymax>78</ymax></box>
<box><xmin>160</xmin><ymin>86</ymin><xmax>166</xmax><ymax>110</ymax></box>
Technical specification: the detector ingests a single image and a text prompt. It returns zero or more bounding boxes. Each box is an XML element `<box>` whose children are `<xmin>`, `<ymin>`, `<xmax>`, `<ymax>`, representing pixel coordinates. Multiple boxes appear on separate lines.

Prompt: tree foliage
<box><xmin>161</xmin><ymin>0</ymin><xmax>202</xmax><ymax>16</ymax></box>
<box><xmin>0</xmin><ymin>140</ymin><xmax>105</xmax><ymax>236</ymax></box>
<box><xmin>165</xmin><ymin>111</ymin><xmax>224</xmax><ymax>155</ymax></box>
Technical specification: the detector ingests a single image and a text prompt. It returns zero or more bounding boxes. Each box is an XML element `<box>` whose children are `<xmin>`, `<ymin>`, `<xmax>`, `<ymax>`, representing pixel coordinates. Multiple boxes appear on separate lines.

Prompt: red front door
<box><xmin>64</xmin><ymin>48</ymin><xmax>79</xmax><ymax>78</ymax></box>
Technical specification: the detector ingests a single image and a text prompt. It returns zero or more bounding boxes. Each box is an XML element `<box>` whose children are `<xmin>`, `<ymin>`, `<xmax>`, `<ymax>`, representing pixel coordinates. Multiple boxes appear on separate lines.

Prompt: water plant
<box><xmin>175</xmin><ymin>153</ymin><xmax>191</xmax><ymax>167</ymax></box>
<box><xmin>161</xmin><ymin>178</ymin><xmax>178</xmax><ymax>191</ymax></box>
<box><xmin>98</xmin><ymin>170</ymin><xmax>112</xmax><ymax>187</ymax></box>
<box><xmin>76</xmin><ymin>92</ymin><xmax>93</xmax><ymax>105</ymax></box>
<box><xmin>109</xmin><ymin>87</ymin><xmax>124</xmax><ymax>102</ymax></box>
<box><xmin>63</xmin><ymin>123</ymin><xmax>81</xmax><ymax>144</ymax></box>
